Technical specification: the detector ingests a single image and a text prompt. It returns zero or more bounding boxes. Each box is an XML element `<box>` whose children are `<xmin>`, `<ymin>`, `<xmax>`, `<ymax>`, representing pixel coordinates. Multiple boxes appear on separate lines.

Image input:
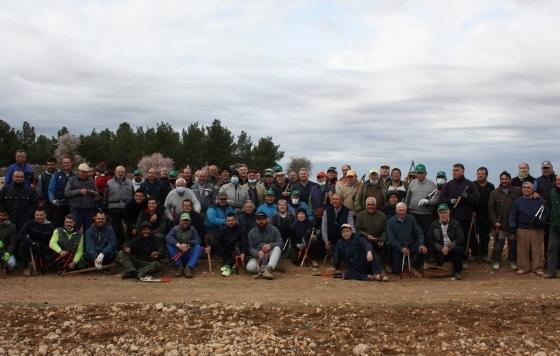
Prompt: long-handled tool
<box><xmin>465</xmin><ymin>215</ymin><xmax>476</xmax><ymax>258</ymax></box>
<box><xmin>61</xmin><ymin>263</ymin><xmax>116</xmax><ymax>276</ymax></box>
<box><xmin>453</xmin><ymin>186</ymin><xmax>469</xmax><ymax>209</ymax></box>
<box><xmin>400</xmin><ymin>253</ymin><xmax>411</xmax><ymax>279</ymax></box>
<box><xmin>28</xmin><ymin>240</ymin><xmax>37</xmax><ymax>275</ymax></box>
<box><xmin>300</xmin><ymin>228</ymin><xmax>316</xmax><ymax>267</ymax></box>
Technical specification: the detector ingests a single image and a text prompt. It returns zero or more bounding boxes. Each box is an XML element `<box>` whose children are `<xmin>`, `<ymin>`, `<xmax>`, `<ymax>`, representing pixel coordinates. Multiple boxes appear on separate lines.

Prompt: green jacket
<box><xmin>49</xmin><ymin>228</ymin><xmax>84</xmax><ymax>264</ymax></box>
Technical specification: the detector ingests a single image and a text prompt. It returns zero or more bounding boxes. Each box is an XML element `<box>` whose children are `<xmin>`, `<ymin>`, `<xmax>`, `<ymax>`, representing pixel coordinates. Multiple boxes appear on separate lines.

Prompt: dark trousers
<box><xmin>412</xmin><ymin>213</ymin><xmax>433</xmax><ymax>239</ymax></box>
<box><xmin>71</xmin><ymin>208</ymin><xmax>95</xmax><ymax>233</ymax></box>
<box><xmin>391</xmin><ymin>243</ymin><xmax>427</xmax><ymax>273</ymax></box>
<box><xmin>433</xmin><ymin>246</ymin><xmax>464</xmax><ymax>273</ymax></box>
<box><xmin>547</xmin><ymin>225</ymin><xmax>559</xmax><ymax>275</ymax></box>
<box><xmin>291</xmin><ymin>238</ymin><xmax>325</xmax><ymax>265</ymax></box>
<box><xmin>216</xmin><ymin>241</ymin><xmax>242</xmax><ymax>267</ymax></box>
<box><xmin>117</xmin><ymin>251</ymin><xmax>162</xmax><ymax>275</ymax></box>
<box><xmin>476</xmin><ymin>216</ymin><xmax>491</xmax><ymax>258</ymax></box>
<box><xmin>491</xmin><ymin>230</ymin><xmax>516</xmax><ymax>264</ymax></box>
<box><xmin>53</xmin><ymin>205</ymin><xmax>70</xmax><ymax>228</ymax></box>
<box><xmin>458</xmin><ymin>218</ymin><xmax>477</xmax><ymax>260</ymax></box>
<box><xmin>343</xmin><ymin>260</ymin><xmax>376</xmax><ymax>281</ymax></box>
<box><xmin>17</xmin><ymin>238</ymin><xmax>56</xmax><ymax>270</ymax></box>
<box><xmin>108</xmin><ymin>208</ymin><xmax>125</xmax><ymax>247</ymax></box>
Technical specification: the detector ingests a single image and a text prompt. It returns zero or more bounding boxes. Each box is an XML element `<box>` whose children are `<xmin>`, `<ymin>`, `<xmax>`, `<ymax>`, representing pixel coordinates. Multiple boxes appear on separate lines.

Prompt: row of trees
<box><xmin>0</xmin><ymin>119</ymin><xmax>285</xmax><ymax>172</ymax></box>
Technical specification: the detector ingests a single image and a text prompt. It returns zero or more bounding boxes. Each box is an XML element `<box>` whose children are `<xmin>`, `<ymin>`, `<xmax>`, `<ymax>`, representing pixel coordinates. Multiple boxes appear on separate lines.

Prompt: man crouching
<box><xmin>118</xmin><ymin>222</ymin><xmax>165</xmax><ymax>280</ymax></box>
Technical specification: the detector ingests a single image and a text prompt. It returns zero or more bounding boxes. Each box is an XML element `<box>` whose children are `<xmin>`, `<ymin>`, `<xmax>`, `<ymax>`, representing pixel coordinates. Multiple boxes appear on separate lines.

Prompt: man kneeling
<box><xmin>247</xmin><ymin>211</ymin><xmax>283</xmax><ymax>279</ymax></box>
<box><xmin>118</xmin><ymin>222</ymin><xmax>165</xmax><ymax>279</ymax></box>
<box><xmin>426</xmin><ymin>203</ymin><xmax>465</xmax><ymax>280</ymax></box>
<box><xmin>327</xmin><ymin>224</ymin><xmax>385</xmax><ymax>281</ymax></box>
<box><xmin>165</xmin><ymin>213</ymin><xmax>202</xmax><ymax>278</ymax></box>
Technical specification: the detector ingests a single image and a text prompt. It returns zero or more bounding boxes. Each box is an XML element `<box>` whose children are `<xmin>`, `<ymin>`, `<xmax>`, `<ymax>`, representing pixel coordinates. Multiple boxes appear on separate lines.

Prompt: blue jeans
<box><xmin>71</xmin><ymin>208</ymin><xmax>95</xmax><ymax>233</ymax></box>
<box><xmin>491</xmin><ymin>230</ymin><xmax>517</xmax><ymax>264</ymax></box>
<box><xmin>167</xmin><ymin>243</ymin><xmax>202</xmax><ymax>269</ymax></box>
<box><xmin>547</xmin><ymin>225</ymin><xmax>559</xmax><ymax>276</ymax></box>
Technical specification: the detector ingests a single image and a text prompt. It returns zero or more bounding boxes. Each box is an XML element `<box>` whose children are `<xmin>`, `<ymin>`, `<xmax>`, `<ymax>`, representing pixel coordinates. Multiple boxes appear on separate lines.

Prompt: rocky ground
<box><xmin>1</xmin><ymin>263</ymin><xmax>560</xmax><ymax>355</ymax></box>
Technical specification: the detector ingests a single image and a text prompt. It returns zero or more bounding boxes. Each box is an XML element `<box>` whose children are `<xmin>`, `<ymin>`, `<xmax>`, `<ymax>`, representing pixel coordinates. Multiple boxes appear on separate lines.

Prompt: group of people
<box><xmin>1</xmin><ymin>148</ymin><xmax>559</xmax><ymax>282</ymax></box>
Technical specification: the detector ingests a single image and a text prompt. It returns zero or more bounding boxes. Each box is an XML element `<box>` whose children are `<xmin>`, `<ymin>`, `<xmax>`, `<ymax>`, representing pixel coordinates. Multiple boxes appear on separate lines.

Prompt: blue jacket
<box><xmin>333</xmin><ymin>233</ymin><xmax>372</xmax><ymax>270</ymax></box>
<box><xmin>387</xmin><ymin>214</ymin><xmax>425</xmax><ymax>250</ymax></box>
<box><xmin>4</xmin><ymin>163</ymin><xmax>34</xmax><ymax>188</ymax></box>
<box><xmin>205</xmin><ymin>203</ymin><xmax>235</xmax><ymax>231</ymax></box>
<box><xmin>509</xmin><ymin>196</ymin><xmax>548</xmax><ymax>230</ymax></box>
<box><xmin>256</xmin><ymin>203</ymin><xmax>277</xmax><ymax>218</ymax></box>
<box><xmin>48</xmin><ymin>170</ymin><xmax>75</xmax><ymax>204</ymax></box>
<box><xmin>84</xmin><ymin>224</ymin><xmax>117</xmax><ymax>259</ymax></box>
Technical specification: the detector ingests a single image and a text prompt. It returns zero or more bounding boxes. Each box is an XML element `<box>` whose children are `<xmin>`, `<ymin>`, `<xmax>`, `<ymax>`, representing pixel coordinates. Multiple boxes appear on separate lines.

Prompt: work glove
<box><xmin>0</xmin><ymin>240</ymin><xmax>4</xmax><ymax>249</ymax></box>
<box><xmin>52</xmin><ymin>199</ymin><xmax>60</xmax><ymax>206</ymax></box>
<box><xmin>460</xmin><ymin>191</ymin><xmax>468</xmax><ymax>199</ymax></box>
<box><xmin>95</xmin><ymin>253</ymin><xmax>104</xmax><ymax>269</ymax></box>
<box><xmin>418</xmin><ymin>199</ymin><xmax>429</xmax><ymax>207</ymax></box>
<box><xmin>2</xmin><ymin>252</ymin><xmax>10</xmax><ymax>262</ymax></box>
<box><xmin>450</xmin><ymin>198</ymin><xmax>457</xmax><ymax>205</ymax></box>
<box><xmin>296</xmin><ymin>242</ymin><xmax>305</xmax><ymax>250</ymax></box>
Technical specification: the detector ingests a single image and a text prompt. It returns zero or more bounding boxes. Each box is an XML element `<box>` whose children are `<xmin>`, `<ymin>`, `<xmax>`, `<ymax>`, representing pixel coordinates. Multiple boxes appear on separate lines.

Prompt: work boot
<box><xmin>183</xmin><ymin>266</ymin><xmax>194</xmax><ymax>278</ymax></box>
<box><xmin>22</xmin><ymin>267</ymin><xmax>31</xmax><ymax>277</ymax></box>
<box><xmin>174</xmin><ymin>266</ymin><xmax>184</xmax><ymax>277</ymax></box>
<box><xmin>262</xmin><ymin>267</ymin><xmax>274</xmax><ymax>280</ymax></box>
<box><xmin>311</xmin><ymin>260</ymin><xmax>319</xmax><ymax>268</ymax></box>
<box><xmin>121</xmin><ymin>270</ymin><xmax>138</xmax><ymax>279</ymax></box>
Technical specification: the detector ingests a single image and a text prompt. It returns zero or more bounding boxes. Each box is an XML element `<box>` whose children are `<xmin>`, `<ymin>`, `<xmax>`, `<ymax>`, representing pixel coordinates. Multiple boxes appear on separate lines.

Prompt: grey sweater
<box><xmin>247</xmin><ymin>224</ymin><xmax>282</xmax><ymax>257</ymax></box>
<box><xmin>405</xmin><ymin>178</ymin><xmax>438</xmax><ymax>215</ymax></box>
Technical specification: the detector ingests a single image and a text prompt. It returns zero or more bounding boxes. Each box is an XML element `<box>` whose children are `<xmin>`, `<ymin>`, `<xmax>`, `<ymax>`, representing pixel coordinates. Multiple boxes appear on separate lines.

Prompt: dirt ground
<box><xmin>1</xmin><ymin>262</ymin><xmax>560</xmax><ymax>355</ymax></box>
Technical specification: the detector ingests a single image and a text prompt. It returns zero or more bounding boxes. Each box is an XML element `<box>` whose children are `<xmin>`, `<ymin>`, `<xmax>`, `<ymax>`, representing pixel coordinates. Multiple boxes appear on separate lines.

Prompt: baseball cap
<box><xmin>436</xmin><ymin>171</ymin><xmax>446</xmax><ymax>178</ymax></box>
<box><xmin>415</xmin><ymin>164</ymin><xmax>427</xmax><ymax>173</ymax></box>
<box><xmin>217</xmin><ymin>192</ymin><xmax>228</xmax><ymax>199</ymax></box>
<box><xmin>368</xmin><ymin>168</ymin><xmax>379</xmax><ymax>175</ymax></box>
<box><xmin>291</xmin><ymin>190</ymin><xmax>300</xmax><ymax>197</ymax></box>
<box><xmin>437</xmin><ymin>203</ymin><xmax>449</xmax><ymax>211</ymax></box>
<box><xmin>346</xmin><ymin>169</ymin><xmax>357</xmax><ymax>177</ymax></box>
<box><xmin>542</xmin><ymin>161</ymin><xmax>553</xmax><ymax>168</ymax></box>
<box><xmin>265</xmin><ymin>189</ymin><xmax>275</xmax><ymax>196</ymax></box>
<box><xmin>316</xmin><ymin>171</ymin><xmax>327</xmax><ymax>178</ymax></box>
<box><xmin>340</xmin><ymin>223</ymin><xmax>353</xmax><ymax>230</ymax></box>
<box><xmin>327</xmin><ymin>167</ymin><xmax>337</xmax><ymax>173</ymax></box>
<box><xmin>169</xmin><ymin>170</ymin><xmax>178</xmax><ymax>178</ymax></box>
<box><xmin>256</xmin><ymin>211</ymin><xmax>267</xmax><ymax>218</ymax></box>
<box><xmin>78</xmin><ymin>163</ymin><xmax>91</xmax><ymax>172</ymax></box>
<box><xmin>180</xmin><ymin>212</ymin><xmax>191</xmax><ymax>220</ymax></box>
<box><xmin>133</xmin><ymin>169</ymin><xmax>142</xmax><ymax>176</ymax></box>
<box><xmin>380</xmin><ymin>163</ymin><xmax>390</xmax><ymax>168</ymax></box>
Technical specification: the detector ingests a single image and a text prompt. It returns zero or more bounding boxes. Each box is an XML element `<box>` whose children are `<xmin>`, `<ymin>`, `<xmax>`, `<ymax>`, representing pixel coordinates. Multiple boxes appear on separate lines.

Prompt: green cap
<box><xmin>180</xmin><ymin>212</ymin><xmax>191</xmax><ymax>220</ymax></box>
<box><xmin>169</xmin><ymin>170</ymin><xmax>178</xmax><ymax>177</ymax></box>
<box><xmin>273</xmin><ymin>164</ymin><xmax>283</xmax><ymax>173</ymax></box>
<box><xmin>291</xmin><ymin>190</ymin><xmax>300</xmax><ymax>197</ymax></box>
<box><xmin>264</xmin><ymin>169</ymin><xmax>274</xmax><ymax>177</ymax></box>
<box><xmin>436</xmin><ymin>171</ymin><xmax>446</xmax><ymax>178</ymax></box>
<box><xmin>437</xmin><ymin>203</ymin><xmax>449</xmax><ymax>211</ymax></box>
<box><xmin>415</xmin><ymin>164</ymin><xmax>426</xmax><ymax>173</ymax></box>
<box><xmin>265</xmin><ymin>189</ymin><xmax>275</xmax><ymax>196</ymax></box>
<box><xmin>133</xmin><ymin>169</ymin><xmax>142</xmax><ymax>176</ymax></box>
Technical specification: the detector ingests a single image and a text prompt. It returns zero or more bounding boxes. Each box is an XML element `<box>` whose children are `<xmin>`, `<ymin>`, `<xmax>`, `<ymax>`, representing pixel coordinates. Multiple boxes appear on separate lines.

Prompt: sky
<box><xmin>1</xmin><ymin>1</ymin><xmax>559</xmax><ymax>184</ymax></box>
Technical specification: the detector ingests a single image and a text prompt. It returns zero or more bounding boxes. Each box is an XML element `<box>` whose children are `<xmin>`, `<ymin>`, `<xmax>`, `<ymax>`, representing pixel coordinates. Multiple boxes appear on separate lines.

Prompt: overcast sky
<box><xmin>1</xmin><ymin>1</ymin><xmax>559</xmax><ymax>183</ymax></box>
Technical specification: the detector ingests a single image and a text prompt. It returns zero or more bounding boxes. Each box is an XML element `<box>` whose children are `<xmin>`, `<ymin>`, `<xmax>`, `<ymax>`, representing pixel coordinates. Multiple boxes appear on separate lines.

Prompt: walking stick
<box><xmin>28</xmin><ymin>240</ymin><xmax>37</xmax><ymax>275</ymax></box>
<box><xmin>207</xmin><ymin>249</ymin><xmax>212</xmax><ymax>272</ymax></box>
<box><xmin>400</xmin><ymin>253</ymin><xmax>412</xmax><ymax>279</ymax></box>
<box><xmin>465</xmin><ymin>215</ymin><xmax>476</xmax><ymax>257</ymax></box>
<box><xmin>300</xmin><ymin>228</ymin><xmax>316</xmax><ymax>267</ymax></box>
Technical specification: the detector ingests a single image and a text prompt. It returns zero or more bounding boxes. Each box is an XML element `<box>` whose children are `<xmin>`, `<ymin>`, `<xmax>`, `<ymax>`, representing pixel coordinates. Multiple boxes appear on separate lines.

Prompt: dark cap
<box><xmin>255</xmin><ymin>211</ymin><xmax>267</xmax><ymax>218</ymax></box>
<box><xmin>140</xmin><ymin>221</ymin><xmax>152</xmax><ymax>229</ymax></box>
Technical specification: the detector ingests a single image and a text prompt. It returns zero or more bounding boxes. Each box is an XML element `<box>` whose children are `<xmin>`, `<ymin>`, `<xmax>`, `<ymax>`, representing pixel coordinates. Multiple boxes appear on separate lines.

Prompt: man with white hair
<box><xmin>104</xmin><ymin>166</ymin><xmax>134</xmax><ymax>245</ymax></box>
<box><xmin>509</xmin><ymin>181</ymin><xmax>548</xmax><ymax>275</ymax></box>
<box><xmin>387</xmin><ymin>202</ymin><xmax>428</xmax><ymax>276</ymax></box>
<box><xmin>64</xmin><ymin>163</ymin><xmax>99</xmax><ymax>232</ymax></box>
<box><xmin>355</xmin><ymin>196</ymin><xmax>390</xmax><ymax>275</ymax></box>
<box><xmin>191</xmin><ymin>169</ymin><xmax>216</xmax><ymax>214</ymax></box>
<box><xmin>164</xmin><ymin>178</ymin><xmax>201</xmax><ymax>225</ymax></box>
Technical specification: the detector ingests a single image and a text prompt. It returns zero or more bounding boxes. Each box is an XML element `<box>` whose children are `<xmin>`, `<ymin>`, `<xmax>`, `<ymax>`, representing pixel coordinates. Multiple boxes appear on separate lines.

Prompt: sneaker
<box><xmin>535</xmin><ymin>269</ymin><xmax>544</xmax><ymax>276</ymax></box>
<box><xmin>492</xmin><ymin>262</ymin><xmax>500</xmax><ymax>271</ymax></box>
<box><xmin>122</xmin><ymin>270</ymin><xmax>138</xmax><ymax>279</ymax></box>
<box><xmin>454</xmin><ymin>272</ymin><xmax>462</xmax><ymax>280</ymax></box>
<box><xmin>183</xmin><ymin>267</ymin><xmax>194</xmax><ymax>278</ymax></box>
<box><xmin>23</xmin><ymin>267</ymin><xmax>31</xmax><ymax>277</ymax></box>
<box><xmin>222</xmin><ymin>266</ymin><xmax>232</xmax><ymax>277</ymax></box>
<box><xmin>174</xmin><ymin>266</ymin><xmax>184</xmax><ymax>277</ymax></box>
<box><xmin>462</xmin><ymin>261</ymin><xmax>469</xmax><ymax>269</ymax></box>
<box><xmin>262</xmin><ymin>267</ymin><xmax>274</xmax><ymax>280</ymax></box>
<box><xmin>510</xmin><ymin>262</ymin><xmax>517</xmax><ymax>270</ymax></box>
<box><xmin>220</xmin><ymin>265</ymin><xmax>227</xmax><ymax>272</ymax></box>
<box><xmin>482</xmin><ymin>256</ymin><xmax>491</xmax><ymax>263</ymax></box>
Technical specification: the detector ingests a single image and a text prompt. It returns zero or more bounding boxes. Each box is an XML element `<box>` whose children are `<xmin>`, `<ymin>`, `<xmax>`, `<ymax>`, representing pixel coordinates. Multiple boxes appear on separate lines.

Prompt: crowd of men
<box><xmin>1</xmin><ymin>149</ymin><xmax>558</xmax><ymax>282</ymax></box>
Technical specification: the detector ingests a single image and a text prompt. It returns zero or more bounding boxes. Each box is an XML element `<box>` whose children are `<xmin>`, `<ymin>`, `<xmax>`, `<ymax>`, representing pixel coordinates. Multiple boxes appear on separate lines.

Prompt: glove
<box><xmin>52</xmin><ymin>199</ymin><xmax>60</xmax><ymax>206</ymax></box>
<box><xmin>460</xmin><ymin>191</ymin><xmax>468</xmax><ymax>199</ymax></box>
<box><xmin>2</xmin><ymin>252</ymin><xmax>10</xmax><ymax>262</ymax></box>
<box><xmin>450</xmin><ymin>198</ymin><xmax>457</xmax><ymax>205</ymax></box>
<box><xmin>95</xmin><ymin>253</ymin><xmax>104</xmax><ymax>269</ymax></box>
<box><xmin>418</xmin><ymin>199</ymin><xmax>429</xmax><ymax>207</ymax></box>
<box><xmin>0</xmin><ymin>240</ymin><xmax>4</xmax><ymax>249</ymax></box>
<box><xmin>296</xmin><ymin>242</ymin><xmax>305</xmax><ymax>250</ymax></box>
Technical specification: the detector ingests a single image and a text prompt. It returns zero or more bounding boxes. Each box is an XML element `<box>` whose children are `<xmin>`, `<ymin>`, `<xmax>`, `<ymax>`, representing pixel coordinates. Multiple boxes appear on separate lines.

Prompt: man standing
<box><xmin>326</xmin><ymin>167</ymin><xmax>338</xmax><ymax>186</ymax></box>
<box><xmin>387</xmin><ymin>203</ymin><xmax>428</xmax><ymax>276</ymax></box>
<box><xmin>0</xmin><ymin>171</ymin><xmax>37</xmax><ymax>230</ymax></box>
<box><xmin>335</xmin><ymin>169</ymin><xmax>360</xmax><ymax>216</ymax></box>
<box><xmin>544</xmin><ymin>175</ymin><xmax>560</xmax><ymax>278</ymax></box>
<box><xmin>207</xmin><ymin>164</ymin><xmax>220</xmax><ymax>186</ymax></box>
<box><xmin>205</xmin><ymin>192</ymin><xmax>236</xmax><ymax>250</ymax></box>
<box><xmin>404</xmin><ymin>163</ymin><xmax>438</xmax><ymax>237</ymax></box>
<box><xmin>191</xmin><ymin>169</ymin><xmax>216</xmax><ymax>215</ymax></box>
<box><xmin>292</xmin><ymin>168</ymin><xmax>318</xmax><ymax>207</ymax></box>
<box><xmin>4</xmin><ymin>149</ymin><xmax>34</xmax><ymax>188</ymax></box>
<box><xmin>509</xmin><ymin>182</ymin><xmax>548</xmax><ymax>275</ymax></box>
<box><xmin>427</xmin><ymin>203</ymin><xmax>465</xmax><ymax>280</ymax></box>
<box><xmin>511</xmin><ymin>162</ymin><xmax>536</xmax><ymax>188</ymax></box>
<box><xmin>18</xmin><ymin>209</ymin><xmax>54</xmax><ymax>276</ymax></box>
<box><xmin>379</xmin><ymin>164</ymin><xmax>391</xmax><ymax>193</ymax></box>
<box><xmin>118</xmin><ymin>222</ymin><xmax>165</xmax><ymax>279</ymax></box>
<box><xmin>164</xmin><ymin>178</ymin><xmax>201</xmax><ymax>225</ymax></box>
<box><xmin>37</xmin><ymin>158</ymin><xmax>57</xmax><ymax>221</ymax></box>
<box><xmin>474</xmin><ymin>167</ymin><xmax>495</xmax><ymax>262</ymax></box>
<box><xmin>131</xmin><ymin>169</ymin><xmax>144</xmax><ymax>192</ymax></box>
<box><xmin>535</xmin><ymin>161</ymin><xmax>556</xmax><ymax>264</ymax></box>
<box><xmin>488</xmin><ymin>171</ymin><xmax>522</xmax><ymax>271</ymax></box>
<box><xmin>355</xmin><ymin>168</ymin><xmax>385</xmax><ymax>214</ymax></box>
<box><xmin>321</xmin><ymin>193</ymin><xmax>354</xmax><ymax>258</ymax></box>
<box><xmin>140</xmin><ymin>168</ymin><xmax>165</xmax><ymax>205</ymax></box>
<box><xmin>48</xmin><ymin>156</ymin><xmax>75</xmax><ymax>227</ymax></box>
<box><xmin>84</xmin><ymin>212</ymin><xmax>118</xmax><ymax>269</ymax></box>
<box><xmin>104</xmin><ymin>166</ymin><xmax>133</xmax><ymax>246</ymax></box>
<box><xmin>386</xmin><ymin>168</ymin><xmax>408</xmax><ymax>202</ymax></box>
<box><xmin>246</xmin><ymin>211</ymin><xmax>283</xmax><ymax>279</ymax></box>
<box><xmin>166</xmin><ymin>213</ymin><xmax>202</xmax><ymax>278</ymax></box>
<box><xmin>439</xmin><ymin>163</ymin><xmax>480</xmax><ymax>266</ymax></box>
<box><xmin>64</xmin><ymin>163</ymin><xmax>99</xmax><ymax>232</ymax></box>
<box><xmin>219</xmin><ymin>171</ymin><xmax>249</xmax><ymax>213</ymax></box>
